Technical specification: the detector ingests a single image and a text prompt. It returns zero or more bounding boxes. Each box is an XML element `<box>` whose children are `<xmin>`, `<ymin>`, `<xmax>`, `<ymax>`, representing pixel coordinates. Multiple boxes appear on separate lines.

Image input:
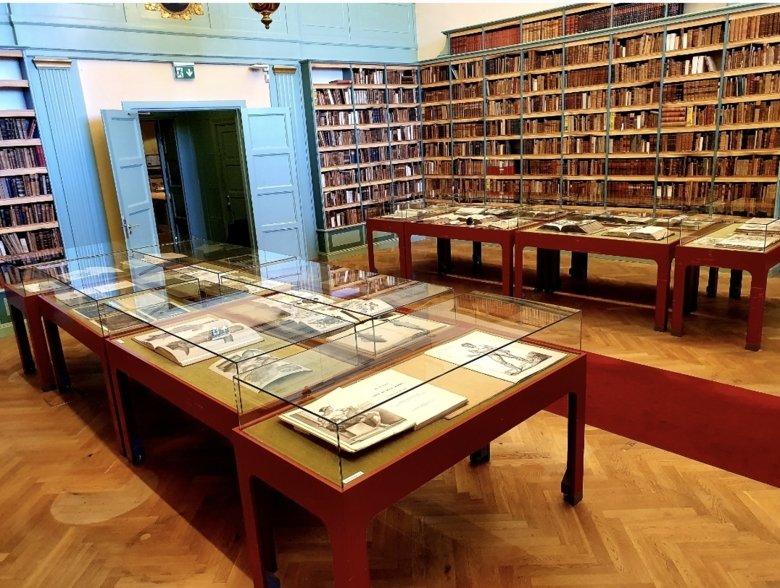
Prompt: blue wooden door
<box><xmin>101</xmin><ymin>109</ymin><xmax>159</xmax><ymax>250</ymax></box>
<box><xmin>240</xmin><ymin>108</ymin><xmax>304</xmax><ymax>258</ymax></box>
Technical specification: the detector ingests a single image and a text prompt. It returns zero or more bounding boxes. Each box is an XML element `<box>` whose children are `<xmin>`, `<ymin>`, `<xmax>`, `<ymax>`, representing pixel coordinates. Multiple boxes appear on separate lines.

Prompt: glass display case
<box><xmin>104</xmin><ymin>284</ymin><xmax>360</xmax><ymax>413</ymax></box>
<box><xmin>233</xmin><ymin>292</ymin><xmax>582</xmax><ymax>488</ymax></box>
<box><xmin>531</xmin><ymin>209</ymin><xmax>686</xmax><ymax>243</ymax></box>
<box><xmin>683</xmin><ymin>217</ymin><xmax>780</xmax><ymax>252</ymax></box>
<box><xmin>28</xmin><ymin>250</ymin><xmax>225</xmax><ymax>337</ymax></box>
<box><xmin>131</xmin><ymin>238</ymin><xmax>293</xmax><ymax>275</ymax></box>
<box><xmin>221</xmin><ymin>259</ymin><xmax>454</xmax><ymax>316</ymax></box>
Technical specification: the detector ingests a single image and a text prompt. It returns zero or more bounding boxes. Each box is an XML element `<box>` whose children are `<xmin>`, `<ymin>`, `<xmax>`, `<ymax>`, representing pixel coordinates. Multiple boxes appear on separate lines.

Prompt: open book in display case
<box><xmin>233</xmin><ymin>291</ymin><xmax>582</xmax><ymax>489</ymax></box>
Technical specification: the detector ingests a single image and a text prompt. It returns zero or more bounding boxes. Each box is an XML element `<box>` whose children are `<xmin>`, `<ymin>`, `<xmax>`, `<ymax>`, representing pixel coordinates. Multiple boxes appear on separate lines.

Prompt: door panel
<box><xmin>101</xmin><ymin>109</ymin><xmax>159</xmax><ymax>250</ymax></box>
<box><xmin>241</xmin><ymin>107</ymin><xmax>304</xmax><ymax>258</ymax></box>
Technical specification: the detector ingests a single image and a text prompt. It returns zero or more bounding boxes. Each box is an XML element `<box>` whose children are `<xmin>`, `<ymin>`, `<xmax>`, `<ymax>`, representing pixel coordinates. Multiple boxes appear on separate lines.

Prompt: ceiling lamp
<box><xmin>249</xmin><ymin>3</ymin><xmax>281</xmax><ymax>29</ymax></box>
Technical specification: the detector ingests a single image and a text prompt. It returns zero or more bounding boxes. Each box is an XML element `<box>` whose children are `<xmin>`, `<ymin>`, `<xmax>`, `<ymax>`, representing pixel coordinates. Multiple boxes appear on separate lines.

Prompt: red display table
<box><xmin>365</xmin><ymin>217</ymin><xmax>408</xmax><ymax>276</ymax></box>
<box><xmin>403</xmin><ymin>222</ymin><xmax>515</xmax><ymax>296</ymax></box>
<box><xmin>671</xmin><ymin>236</ymin><xmax>780</xmax><ymax>351</ymax></box>
<box><xmin>4</xmin><ymin>286</ymin><xmax>56</xmax><ymax>390</ymax></box>
<box><xmin>233</xmin><ymin>352</ymin><xmax>586</xmax><ymax>587</ymax></box>
<box><xmin>514</xmin><ymin>228</ymin><xmax>678</xmax><ymax>331</ymax></box>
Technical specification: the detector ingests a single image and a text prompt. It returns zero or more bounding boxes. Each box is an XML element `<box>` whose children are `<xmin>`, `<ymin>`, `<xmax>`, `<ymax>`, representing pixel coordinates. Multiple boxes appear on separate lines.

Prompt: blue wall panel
<box><xmin>1</xmin><ymin>2</ymin><xmax>417</xmax><ymax>256</ymax></box>
<box><xmin>26</xmin><ymin>59</ymin><xmax>110</xmax><ymax>250</ymax></box>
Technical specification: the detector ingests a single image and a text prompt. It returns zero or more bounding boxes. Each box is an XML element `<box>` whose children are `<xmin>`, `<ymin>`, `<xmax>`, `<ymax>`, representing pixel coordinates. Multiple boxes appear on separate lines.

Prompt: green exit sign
<box><xmin>173</xmin><ymin>62</ymin><xmax>195</xmax><ymax>80</ymax></box>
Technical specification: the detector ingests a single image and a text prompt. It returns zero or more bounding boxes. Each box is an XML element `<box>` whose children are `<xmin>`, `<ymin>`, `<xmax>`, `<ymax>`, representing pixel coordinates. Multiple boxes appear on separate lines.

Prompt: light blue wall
<box><xmin>1</xmin><ymin>3</ymin><xmax>417</xmax><ymax>254</ymax></box>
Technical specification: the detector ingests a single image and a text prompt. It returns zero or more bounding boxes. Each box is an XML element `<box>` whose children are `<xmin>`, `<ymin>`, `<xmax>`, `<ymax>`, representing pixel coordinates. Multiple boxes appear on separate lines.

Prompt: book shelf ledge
<box><xmin>0</xmin><ymin>166</ymin><xmax>48</xmax><ymax>178</ymax></box>
<box><xmin>324</xmin><ymin>202</ymin><xmax>361</xmax><ymax>212</ymax></box>
<box><xmin>0</xmin><ymin>80</ymin><xmax>30</xmax><ymax>89</ymax></box>
<box><xmin>6</xmin><ymin>247</ymin><xmax>63</xmax><ymax>265</ymax></box>
<box><xmin>0</xmin><ymin>194</ymin><xmax>54</xmax><ymax>206</ymax></box>
<box><xmin>0</xmin><ymin>220</ymin><xmax>59</xmax><ymax>235</ymax></box>
<box><xmin>0</xmin><ymin>138</ymin><xmax>41</xmax><ymax>148</ymax></box>
<box><xmin>0</xmin><ymin>109</ymin><xmax>35</xmax><ymax>118</ymax></box>
<box><xmin>323</xmin><ymin>182</ymin><xmax>361</xmax><ymax>192</ymax></box>
<box><xmin>319</xmin><ymin>144</ymin><xmax>357</xmax><ymax>152</ymax></box>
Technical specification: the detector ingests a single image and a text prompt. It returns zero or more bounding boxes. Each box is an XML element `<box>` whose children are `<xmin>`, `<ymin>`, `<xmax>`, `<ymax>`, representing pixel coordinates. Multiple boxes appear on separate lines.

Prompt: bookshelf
<box><xmin>303</xmin><ymin>61</ymin><xmax>423</xmax><ymax>254</ymax></box>
<box><xmin>0</xmin><ymin>49</ymin><xmax>62</xmax><ymax>279</ymax></box>
<box><xmin>420</xmin><ymin>4</ymin><xmax>780</xmax><ymax>218</ymax></box>
<box><xmin>446</xmin><ymin>3</ymin><xmax>684</xmax><ymax>57</ymax></box>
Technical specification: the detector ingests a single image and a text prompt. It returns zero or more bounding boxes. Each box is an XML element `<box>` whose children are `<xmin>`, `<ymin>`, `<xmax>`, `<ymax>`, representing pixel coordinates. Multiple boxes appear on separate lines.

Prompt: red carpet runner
<box><xmin>549</xmin><ymin>353</ymin><xmax>780</xmax><ymax>488</ymax></box>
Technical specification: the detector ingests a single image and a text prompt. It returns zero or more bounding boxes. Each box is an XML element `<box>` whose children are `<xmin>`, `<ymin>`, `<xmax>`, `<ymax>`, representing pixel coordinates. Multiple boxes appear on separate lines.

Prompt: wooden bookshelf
<box><xmin>446</xmin><ymin>3</ymin><xmax>683</xmax><ymax>57</ymax></box>
<box><xmin>0</xmin><ymin>50</ymin><xmax>63</xmax><ymax>272</ymax></box>
<box><xmin>420</xmin><ymin>4</ymin><xmax>780</xmax><ymax>217</ymax></box>
<box><xmin>304</xmin><ymin>61</ymin><xmax>422</xmax><ymax>254</ymax></box>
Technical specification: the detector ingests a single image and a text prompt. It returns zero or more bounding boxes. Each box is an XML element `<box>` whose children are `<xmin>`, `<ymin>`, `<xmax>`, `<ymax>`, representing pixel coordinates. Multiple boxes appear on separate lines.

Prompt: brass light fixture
<box><xmin>249</xmin><ymin>3</ymin><xmax>281</xmax><ymax>29</ymax></box>
<box><xmin>144</xmin><ymin>3</ymin><xmax>204</xmax><ymax>20</ymax></box>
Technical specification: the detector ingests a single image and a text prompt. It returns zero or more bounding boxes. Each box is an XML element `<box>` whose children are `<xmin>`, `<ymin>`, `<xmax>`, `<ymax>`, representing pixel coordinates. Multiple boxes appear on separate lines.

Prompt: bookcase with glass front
<box><xmin>419</xmin><ymin>4</ymin><xmax>780</xmax><ymax>220</ymax></box>
<box><xmin>303</xmin><ymin>61</ymin><xmax>423</xmax><ymax>254</ymax></box>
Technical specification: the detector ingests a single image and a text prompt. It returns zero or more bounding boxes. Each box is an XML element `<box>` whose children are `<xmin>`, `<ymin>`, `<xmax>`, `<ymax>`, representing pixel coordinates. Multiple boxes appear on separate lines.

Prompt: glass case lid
<box><xmin>132</xmin><ymin>238</ymin><xmax>293</xmax><ymax>273</ymax></box>
<box><xmin>683</xmin><ymin>217</ymin><xmax>780</xmax><ymax>252</ymax></box>
<box><xmin>105</xmin><ymin>282</ymin><xmax>359</xmax><ymax>366</ymax></box>
<box><xmin>233</xmin><ymin>291</ymin><xmax>582</xmax><ymax>488</ymax></box>
<box><xmin>221</xmin><ymin>259</ymin><xmax>454</xmax><ymax>323</ymax></box>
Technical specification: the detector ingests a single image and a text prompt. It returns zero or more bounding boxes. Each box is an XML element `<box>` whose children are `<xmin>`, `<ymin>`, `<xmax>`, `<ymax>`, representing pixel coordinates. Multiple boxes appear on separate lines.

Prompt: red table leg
<box><xmin>502</xmin><ymin>238</ymin><xmax>513</xmax><ymax>296</ymax></box>
<box><xmin>327</xmin><ymin>515</ymin><xmax>371</xmax><ymax>588</ymax></box>
<box><xmin>670</xmin><ymin>258</ymin><xmax>689</xmax><ymax>337</ymax></box>
<box><xmin>745</xmin><ymin>269</ymin><xmax>768</xmax><ymax>351</ymax></box>
<box><xmin>654</xmin><ymin>255</ymin><xmax>673</xmax><ymax>332</ymax></box>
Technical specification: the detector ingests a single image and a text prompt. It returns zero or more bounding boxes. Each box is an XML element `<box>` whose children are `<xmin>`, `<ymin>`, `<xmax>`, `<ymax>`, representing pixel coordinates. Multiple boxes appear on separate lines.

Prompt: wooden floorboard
<box><xmin>1</xmin><ymin>242</ymin><xmax>778</xmax><ymax>587</ymax></box>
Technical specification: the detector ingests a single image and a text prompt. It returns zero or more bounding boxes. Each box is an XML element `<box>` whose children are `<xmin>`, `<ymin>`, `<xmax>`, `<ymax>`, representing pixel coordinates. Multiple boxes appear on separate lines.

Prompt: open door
<box><xmin>241</xmin><ymin>108</ymin><xmax>304</xmax><ymax>258</ymax></box>
<box><xmin>101</xmin><ymin>109</ymin><xmax>159</xmax><ymax>250</ymax></box>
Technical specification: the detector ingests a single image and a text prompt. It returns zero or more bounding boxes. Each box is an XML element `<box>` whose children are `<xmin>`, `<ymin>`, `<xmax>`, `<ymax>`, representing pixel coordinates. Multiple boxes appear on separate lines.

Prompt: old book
<box><xmin>209</xmin><ymin>349</ymin><xmax>311</xmax><ymax>389</ymax></box>
<box><xmin>540</xmin><ymin>219</ymin><xmax>605</xmax><ymax>234</ymax></box>
<box><xmin>133</xmin><ymin>314</ymin><xmax>263</xmax><ymax>367</ymax></box>
<box><xmin>715</xmin><ymin>233</ymin><xmax>780</xmax><ymax>251</ymax></box>
<box><xmin>279</xmin><ymin>369</ymin><xmax>467</xmax><ymax>453</ymax></box>
<box><xmin>328</xmin><ymin>314</ymin><xmax>449</xmax><ymax>356</ymax></box>
<box><xmin>603</xmin><ymin>225</ymin><xmax>672</xmax><ymax>241</ymax></box>
<box><xmin>735</xmin><ymin>217</ymin><xmax>780</xmax><ymax>235</ymax></box>
<box><xmin>424</xmin><ymin>330</ymin><xmax>567</xmax><ymax>383</ymax></box>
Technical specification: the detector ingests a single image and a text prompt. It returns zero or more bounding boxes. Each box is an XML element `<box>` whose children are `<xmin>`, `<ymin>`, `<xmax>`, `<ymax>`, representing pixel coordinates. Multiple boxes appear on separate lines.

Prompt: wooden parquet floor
<box><xmin>1</xmin><ymin>241</ymin><xmax>779</xmax><ymax>587</ymax></box>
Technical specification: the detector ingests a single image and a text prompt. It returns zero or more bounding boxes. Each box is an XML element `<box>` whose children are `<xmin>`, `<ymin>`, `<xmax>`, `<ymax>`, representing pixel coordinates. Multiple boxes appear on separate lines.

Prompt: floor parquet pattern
<box><xmin>1</xmin><ymin>240</ymin><xmax>779</xmax><ymax>587</ymax></box>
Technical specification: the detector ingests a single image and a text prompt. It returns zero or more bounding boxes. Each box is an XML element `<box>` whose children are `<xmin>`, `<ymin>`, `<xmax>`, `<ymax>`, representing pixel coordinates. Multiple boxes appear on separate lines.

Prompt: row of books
<box><xmin>390</xmin><ymin>125</ymin><xmax>419</xmax><ymax>142</ymax></box>
<box><xmin>0</xmin><ymin>118</ymin><xmax>37</xmax><ymax>141</ymax></box>
<box><xmin>0</xmin><ymin>146</ymin><xmax>45</xmax><ymax>170</ymax></box>
<box><xmin>725</xmin><ymin>73</ymin><xmax>780</xmax><ymax>98</ymax></box>
<box><xmin>0</xmin><ymin>227</ymin><xmax>62</xmax><ymax>257</ymax></box>
<box><xmin>386</xmin><ymin>70</ymin><xmax>417</xmax><ymax>85</ymax></box>
<box><xmin>666</xmin><ymin>54</ymin><xmax>719</xmax><ymax>77</ymax></box>
<box><xmin>452</xmin><ymin>84</ymin><xmax>483</xmax><ymax>100</ymax></box>
<box><xmin>0</xmin><ymin>202</ymin><xmax>57</xmax><ymax>228</ymax></box>
<box><xmin>524</xmin><ymin>49</ymin><xmax>562</xmax><ymax>71</ymax></box>
<box><xmin>665</xmin><ymin>24</ymin><xmax>724</xmax><ymax>52</ymax></box>
<box><xmin>729</xmin><ymin>13</ymin><xmax>780</xmax><ymax>42</ymax></box>
<box><xmin>326</xmin><ymin>207</ymin><xmax>362</xmax><ymax>228</ymax></box>
<box><xmin>725</xmin><ymin>44</ymin><xmax>780</xmax><ymax>71</ymax></box>
<box><xmin>720</xmin><ymin>101</ymin><xmax>780</xmax><ymax>125</ymax></box>
<box><xmin>718</xmin><ymin>129</ymin><xmax>780</xmax><ymax>151</ymax></box>
<box><xmin>566</xmin><ymin>66</ymin><xmax>609</xmax><ymax>89</ymax></box>
<box><xmin>389</xmin><ymin>88</ymin><xmax>417</xmax><ymax>104</ymax></box>
<box><xmin>389</xmin><ymin>109</ymin><xmax>419</xmax><ymax>123</ymax></box>
<box><xmin>424</xmin><ymin>142</ymin><xmax>450</xmax><ymax>157</ymax></box>
<box><xmin>324</xmin><ymin>189</ymin><xmax>358</xmax><ymax>209</ymax></box>
<box><xmin>716</xmin><ymin>156</ymin><xmax>779</xmax><ymax>177</ymax></box>
<box><xmin>0</xmin><ymin>173</ymin><xmax>51</xmax><ymax>199</ymax></box>
<box><xmin>351</xmin><ymin>68</ymin><xmax>385</xmax><ymax>85</ymax></box>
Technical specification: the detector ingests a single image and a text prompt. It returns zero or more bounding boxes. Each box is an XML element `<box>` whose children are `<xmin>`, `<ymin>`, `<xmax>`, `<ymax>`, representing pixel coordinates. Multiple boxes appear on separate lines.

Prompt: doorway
<box><xmin>104</xmin><ymin>105</ymin><xmax>305</xmax><ymax>257</ymax></box>
<box><xmin>138</xmin><ymin>109</ymin><xmax>253</xmax><ymax>248</ymax></box>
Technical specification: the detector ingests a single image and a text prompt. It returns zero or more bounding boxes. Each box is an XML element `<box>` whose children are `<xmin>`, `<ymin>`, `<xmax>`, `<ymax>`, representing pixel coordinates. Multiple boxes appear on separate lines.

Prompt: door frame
<box><xmin>122</xmin><ymin>100</ymin><xmax>252</xmax><ymax>246</ymax></box>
